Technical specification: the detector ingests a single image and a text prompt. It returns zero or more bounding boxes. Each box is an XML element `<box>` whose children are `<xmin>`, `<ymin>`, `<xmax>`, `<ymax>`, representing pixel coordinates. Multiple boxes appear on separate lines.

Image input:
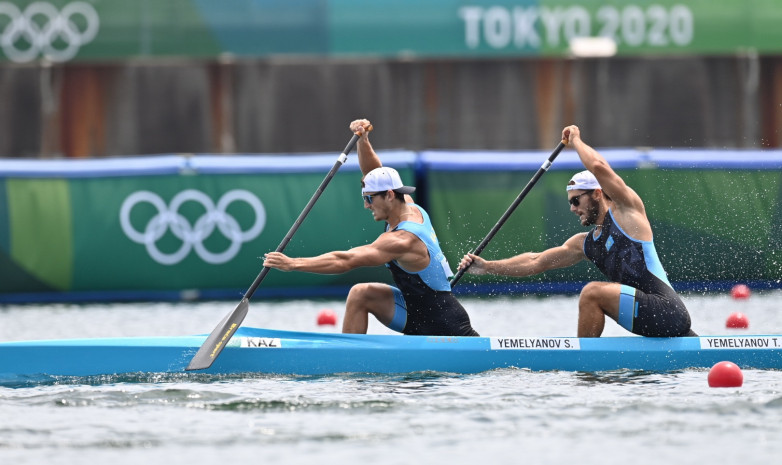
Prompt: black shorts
<box><xmin>619</xmin><ymin>284</ymin><xmax>693</xmax><ymax>337</ymax></box>
<box><xmin>396</xmin><ymin>289</ymin><xmax>479</xmax><ymax>337</ymax></box>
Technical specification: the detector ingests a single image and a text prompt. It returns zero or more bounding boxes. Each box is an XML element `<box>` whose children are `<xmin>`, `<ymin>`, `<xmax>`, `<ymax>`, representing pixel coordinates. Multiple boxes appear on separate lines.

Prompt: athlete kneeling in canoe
<box><xmin>264</xmin><ymin>119</ymin><xmax>479</xmax><ymax>337</ymax></box>
<box><xmin>459</xmin><ymin>125</ymin><xmax>696</xmax><ymax>338</ymax></box>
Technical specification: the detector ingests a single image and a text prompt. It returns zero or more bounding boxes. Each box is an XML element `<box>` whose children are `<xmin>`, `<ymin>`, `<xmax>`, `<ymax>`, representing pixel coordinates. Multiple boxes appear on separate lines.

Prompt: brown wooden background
<box><xmin>1</xmin><ymin>55</ymin><xmax>780</xmax><ymax>158</ymax></box>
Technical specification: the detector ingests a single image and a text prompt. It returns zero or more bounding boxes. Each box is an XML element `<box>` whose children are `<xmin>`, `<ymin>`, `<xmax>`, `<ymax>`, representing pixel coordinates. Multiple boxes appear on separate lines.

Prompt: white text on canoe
<box><xmin>491</xmin><ymin>338</ymin><xmax>580</xmax><ymax>350</ymax></box>
<box><xmin>700</xmin><ymin>337</ymin><xmax>780</xmax><ymax>349</ymax></box>
<box><xmin>238</xmin><ymin>337</ymin><xmax>282</xmax><ymax>348</ymax></box>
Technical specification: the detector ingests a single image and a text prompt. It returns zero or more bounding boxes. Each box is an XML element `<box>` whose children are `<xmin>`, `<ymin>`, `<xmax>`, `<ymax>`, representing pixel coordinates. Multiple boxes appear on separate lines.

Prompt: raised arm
<box><xmin>349</xmin><ymin>119</ymin><xmax>381</xmax><ymax>176</ymax></box>
<box><xmin>350</xmin><ymin>119</ymin><xmax>415</xmax><ymax>203</ymax></box>
<box><xmin>459</xmin><ymin>233</ymin><xmax>587</xmax><ymax>277</ymax></box>
<box><xmin>562</xmin><ymin>125</ymin><xmax>644</xmax><ymax>212</ymax></box>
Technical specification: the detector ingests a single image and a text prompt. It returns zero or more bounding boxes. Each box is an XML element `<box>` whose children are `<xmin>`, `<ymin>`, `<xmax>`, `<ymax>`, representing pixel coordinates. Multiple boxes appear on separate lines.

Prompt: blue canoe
<box><xmin>1</xmin><ymin>327</ymin><xmax>781</xmax><ymax>383</ymax></box>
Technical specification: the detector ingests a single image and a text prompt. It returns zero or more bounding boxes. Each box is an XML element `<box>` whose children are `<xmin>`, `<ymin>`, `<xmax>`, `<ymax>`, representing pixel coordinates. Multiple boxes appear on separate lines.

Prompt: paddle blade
<box><xmin>186</xmin><ymin>298</ymin><xmax>249</xmax><ymax>371</ymax></box>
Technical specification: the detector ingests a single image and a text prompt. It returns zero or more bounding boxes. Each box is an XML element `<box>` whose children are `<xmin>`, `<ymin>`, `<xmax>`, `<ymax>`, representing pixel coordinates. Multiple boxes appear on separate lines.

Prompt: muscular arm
<box><xmin>563</xmin><ymin>125</ymin><xmax>645</xmax><ymax>213</ymax></box>
<box><xmin>460</xmin><ymin>233</ymin><xmax>587</xmax><ymax>277</ymax></box>
<box><xmin>264</xmin><ymin>230</ymin><xmax>427</xmax><ymax>274</ymax></box>
<box><xmin>350</xmin><ymin>119</ymin><xmax>415</xmax><ymax>203</ymax></box>
<box><xmin>349</xmin><ymin>119</ymin><xmax>381</xmax><ymax>176</ymax></box>
<box><xmin>563</xmin><ymin>125</ymin><xmax>652</xmax><ymax>239</ymax></box>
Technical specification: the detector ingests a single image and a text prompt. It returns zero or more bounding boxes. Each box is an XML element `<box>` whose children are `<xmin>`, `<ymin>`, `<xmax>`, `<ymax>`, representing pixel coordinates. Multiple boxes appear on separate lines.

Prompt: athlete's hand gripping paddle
<box><xmin>187</xmin><ymin>126</ymin><xmax>372</xmax><ymax>371</ymax></box>
<box><xmin>450</xmin><ymin>139</ymin><xmax>567</xmax><ymax>287</ymax></box>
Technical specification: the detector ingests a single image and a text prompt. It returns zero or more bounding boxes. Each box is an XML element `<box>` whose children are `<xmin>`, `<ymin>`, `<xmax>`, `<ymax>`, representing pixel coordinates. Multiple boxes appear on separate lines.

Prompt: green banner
<box><xmin>0</xmin><ymin>0</ymin><xmax>781</xmax><ymax>63</ymax></box>
<box><xmin>2</xmin><ymin>150</ymin><xmax>782</xmax><ymax>300</ymax></box>
<box><xmin>426</xmin><ymin>157</ymin><xmax>782</xmax><ymax>290</ymax></box>
<box><xmin>0</xmin><ymin>155</ymin><xmax>417</xmax><ymax>295</ymax></box>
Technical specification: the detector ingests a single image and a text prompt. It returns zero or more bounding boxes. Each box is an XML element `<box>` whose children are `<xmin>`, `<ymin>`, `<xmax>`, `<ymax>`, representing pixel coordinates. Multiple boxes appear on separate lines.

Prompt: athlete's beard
<box><xmin>582</xmin><ymin>201</ymin><xmax>601</xmax><ymax>226</ymax></box>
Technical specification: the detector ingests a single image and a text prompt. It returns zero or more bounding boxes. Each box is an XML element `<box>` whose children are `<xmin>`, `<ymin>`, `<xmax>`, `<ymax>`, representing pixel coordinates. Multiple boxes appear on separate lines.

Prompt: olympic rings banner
<box><xmin>1</xmin><ymin>0</ymin><xmax>782</xmax><ymax>63</ymax></box>
<box><xmin>0</xmin><ymin>1</ymin><xmax>98</xmax><ymax>63</ymax></box>
<box><xmin>119</xmin><ymin>189</ymin><xmax>267</xmax><ymax>266</ymax></box>
<box><xmin>0</xmin><ymin>153</ymin><xmax>417</xmax><ymax>299</ymax></box>
<box><xmin>1</xmin><ymin>150</ymin><xmax>782</xmax><ymax>301</ymax></box>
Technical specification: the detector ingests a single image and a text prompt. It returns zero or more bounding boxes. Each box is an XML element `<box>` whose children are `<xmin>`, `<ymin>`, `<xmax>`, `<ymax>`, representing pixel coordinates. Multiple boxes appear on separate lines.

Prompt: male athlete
<box><xmin>264</xmin><ymin>119</ymin><xmax>479</xmax><ymax>337</ymax></box>
<box><xmin>459</xmin><ymin>125</ymin><xmax>695</xmax><ymax>338</ymax></box>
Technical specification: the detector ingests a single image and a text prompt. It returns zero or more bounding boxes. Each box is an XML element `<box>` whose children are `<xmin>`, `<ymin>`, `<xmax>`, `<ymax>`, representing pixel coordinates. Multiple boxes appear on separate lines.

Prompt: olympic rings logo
<box><xmin>0</xmin><ymin>1</ymin><xmax>99</xmax><ymax>63</ymax></box>
<box><xmin>120</xmin><ymin>189</ymin><xmax>266</xmax><ymax>266</ymax></box>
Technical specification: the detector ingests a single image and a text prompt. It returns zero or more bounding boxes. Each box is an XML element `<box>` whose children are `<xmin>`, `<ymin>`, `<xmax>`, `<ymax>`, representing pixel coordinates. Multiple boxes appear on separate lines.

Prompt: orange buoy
<box><xmin>317</xmin><ymin>309</ymin><xmax>337</xmax><ymax>326</ymax></box>
<box><xmin>708</xmin><ymin>361</ymin><xmax>744</xmax><ymax>387</ymax></box>
<box><xmin>725</xmin><ymin>312</ymin><xmax>749</xmax><ymax>329</ymax></box>
<box><xmin>730</xmin><ymin>284</ymin><xmax>751</xmax><ymax>299</ymax></box>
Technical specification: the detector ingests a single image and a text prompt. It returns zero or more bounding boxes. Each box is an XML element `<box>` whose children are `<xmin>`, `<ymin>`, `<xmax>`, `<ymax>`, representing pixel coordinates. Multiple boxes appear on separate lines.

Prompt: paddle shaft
<box><xmin>450</xmin><ymin>141</ymin><xmax>566</xmax><ymax>288</ymax></box>
<box><xmin>186</xmin><ymin>133</ymin><xmax>362</xmax><ymax>371</ymax></box>
<box><xmin>244</xmin><ymin>135</ymin><xmax>360</xmax><ymax>299</ymax></box>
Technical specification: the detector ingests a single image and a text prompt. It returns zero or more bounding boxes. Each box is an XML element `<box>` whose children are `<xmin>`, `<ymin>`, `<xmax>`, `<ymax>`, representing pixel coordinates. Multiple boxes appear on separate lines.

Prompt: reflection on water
<box><xmin>2</xmin><ymin>370</ymin><xmax>471</xmax><ymax>390</ymax></box>
<box><xmin>573</xmin><ymin>369</ymin><xmax>686</xmax><ymax>385</ymax></box>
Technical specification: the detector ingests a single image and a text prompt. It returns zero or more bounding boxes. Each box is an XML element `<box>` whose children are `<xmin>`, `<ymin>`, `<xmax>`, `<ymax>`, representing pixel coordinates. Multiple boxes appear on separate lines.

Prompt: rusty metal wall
<box><xmin>0</xmin><ymin>55</ymin><xmax>778</xmax><ymax>159</ymax></box>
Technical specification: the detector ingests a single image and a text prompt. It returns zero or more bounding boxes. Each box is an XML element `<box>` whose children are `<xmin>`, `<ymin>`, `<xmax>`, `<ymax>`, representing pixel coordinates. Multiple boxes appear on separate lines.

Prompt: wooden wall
<box><xmin>0</xmin><ymin>55</ymin><xmax>778</xmax><ymax>158</ymax></box>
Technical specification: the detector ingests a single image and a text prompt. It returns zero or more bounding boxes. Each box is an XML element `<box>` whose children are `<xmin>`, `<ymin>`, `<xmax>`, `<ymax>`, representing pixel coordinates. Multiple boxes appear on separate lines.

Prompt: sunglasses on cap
<box><xmin>362</xmin><ymin>192</ymin><xmax>384</xmax><ymax>204</ymax></box>
<box><xmin>568</xmin><ymin>190</ymin><xmax>593</xmax><ymax>207</ymax></box>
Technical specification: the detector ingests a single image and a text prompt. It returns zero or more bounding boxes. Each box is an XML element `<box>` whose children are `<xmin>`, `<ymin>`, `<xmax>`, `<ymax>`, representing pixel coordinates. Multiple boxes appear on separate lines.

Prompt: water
<box><xmin>2</xmin><ymin>292</ymin><xmax>782</xmax><ymax>464</ymax></box>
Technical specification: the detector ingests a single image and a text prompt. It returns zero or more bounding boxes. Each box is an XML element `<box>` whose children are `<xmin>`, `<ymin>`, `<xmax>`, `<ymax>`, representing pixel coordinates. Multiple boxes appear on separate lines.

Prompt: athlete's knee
<box><xmin>579</xmin><ymin>282</ymin><xmax>605</xmax><ymax>304</ymax></box>
<box><xmin>347</xmin><ymin>283</ymin><xmax>373</xmax><ymax>303</ymax></box>
<box><xmin>346</xmin><ymin>283</ymin><xmax>393</xmax><ymax>318</ymax></box>
<box><xmin>347</xmin><ymin>283</ymin><xmax>387</xmax><ymax>307</ymax></box>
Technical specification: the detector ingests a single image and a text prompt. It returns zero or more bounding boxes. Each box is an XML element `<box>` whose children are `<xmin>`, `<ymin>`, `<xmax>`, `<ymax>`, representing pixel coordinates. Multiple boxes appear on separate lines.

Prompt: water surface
<box><xmin>1</xmin><ymin>292</ymin><xmax>781</xmax><ymax>464</ymax></box>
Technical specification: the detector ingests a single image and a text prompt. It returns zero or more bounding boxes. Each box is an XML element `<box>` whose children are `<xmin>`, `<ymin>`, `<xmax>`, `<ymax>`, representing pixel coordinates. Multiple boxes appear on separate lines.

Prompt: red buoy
<box><xmin>317</xmin><ymin>309</ymin><xmax>337</xmax><ymax>326</ymax></box>
<box><xmin>725</xmin><ymin>312</ymin><xmax>749</xmax><ymax>329</ymax></box>
<box><xmin>730</xmin><ymin>284</ymin><xmax>751</xmax><ymax>299</ymax></box>
<box><xmin>708</xmin><ymin>361</ymin><xmax>744</xmax><ymax>387</ymax></box>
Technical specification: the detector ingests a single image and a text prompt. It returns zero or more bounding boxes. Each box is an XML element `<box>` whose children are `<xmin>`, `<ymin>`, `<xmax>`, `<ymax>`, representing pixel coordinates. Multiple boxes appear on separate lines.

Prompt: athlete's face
<box><xmin>363</xmin><ymin>190</ymin><xmax>390</xmax><ymax>221</ymax></box>
<box><xmin>568</xmin><ymin>190</ymin><xmax>600</xmax><ymax>226</ymax></box>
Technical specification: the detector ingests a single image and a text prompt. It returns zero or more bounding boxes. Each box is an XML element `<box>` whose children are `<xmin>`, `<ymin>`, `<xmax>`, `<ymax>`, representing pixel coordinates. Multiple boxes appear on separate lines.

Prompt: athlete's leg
<box><xmin>343</xmin><ymin>283</ymin><xmax>399</xmax><ymax>334</ymax></box>
<box><xmin>626</xmin><ymin>286</ymin><xmax>693</xmax><ymax>337</ymax></box>
<box><xmin>577</xmin><ymin>281</ymin><xmax>622</xmax><ymax>337</ymax></box>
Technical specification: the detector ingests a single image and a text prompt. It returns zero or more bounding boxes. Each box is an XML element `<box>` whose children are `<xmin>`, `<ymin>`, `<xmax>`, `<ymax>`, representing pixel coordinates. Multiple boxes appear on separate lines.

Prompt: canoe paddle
<box><xmin>186</xmin><ymin>127</ymin><xmax>371</xmax><ymax>371</ymax></box>
<box><xmin>450</xmin><ymin>139</ymin><xmax>567</xmax><ymax>287</ymax></box>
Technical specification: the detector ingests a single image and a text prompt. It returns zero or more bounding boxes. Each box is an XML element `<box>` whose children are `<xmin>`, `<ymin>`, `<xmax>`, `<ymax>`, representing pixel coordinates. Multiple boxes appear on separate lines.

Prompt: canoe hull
<box><xmin>1</xmin><ymin>327</ymin><xmax>781</xmax><ymax>381</ymax></box>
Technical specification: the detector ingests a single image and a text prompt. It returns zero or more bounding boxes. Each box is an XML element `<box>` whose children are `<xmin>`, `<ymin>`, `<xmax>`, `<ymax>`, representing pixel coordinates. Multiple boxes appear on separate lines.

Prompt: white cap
<box><xmin>362</xmin><ymin>167</ymin><xmax>416</xmax><ymax>195</ymax></box>
<box><xmin>566</xmin><ymin>170</ymin><xmax>601</xmax><ymax>191</ymax></box>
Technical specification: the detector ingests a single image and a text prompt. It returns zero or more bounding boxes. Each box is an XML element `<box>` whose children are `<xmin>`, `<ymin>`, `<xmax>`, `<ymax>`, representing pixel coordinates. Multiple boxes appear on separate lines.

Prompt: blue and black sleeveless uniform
<box><xmin>385</xmin><ymin>204</ymin><xmax>479</xmax><ymax>337</ymax></box>
<box><xmin>583</xmin><ymin>209</ymin><xmax>694</xmax><ymax>337</ymax></box>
